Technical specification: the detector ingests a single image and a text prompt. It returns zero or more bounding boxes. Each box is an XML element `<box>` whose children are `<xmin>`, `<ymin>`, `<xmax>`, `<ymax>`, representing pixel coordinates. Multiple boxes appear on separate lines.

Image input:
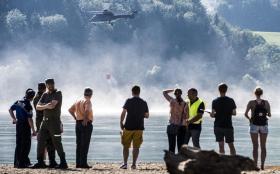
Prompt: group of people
<box><xmin>8</xmin><ymin>79</ymin><xmax>148</xmax><ymax>170</ymax></box>
<box><xmin>9</xmin><ymin>79</ymin><xmax>68</xmax><ymax>169</ymax></box>
<box><xmin>8</xmin><ymin>79</ymin><xmax>271</xmax><ymax>170</ymax></box>
<box><xmin>164</xmin><ymin>83</ymin><xmax>271</xmax><ymax>170</ymax></box>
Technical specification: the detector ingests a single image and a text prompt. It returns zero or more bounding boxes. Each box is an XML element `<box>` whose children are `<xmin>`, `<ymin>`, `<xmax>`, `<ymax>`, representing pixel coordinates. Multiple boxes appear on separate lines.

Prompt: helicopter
<box><xmin>89</xmin><ymin>10</ymin><xmax>137</xmax><ymax>25</ymax></box>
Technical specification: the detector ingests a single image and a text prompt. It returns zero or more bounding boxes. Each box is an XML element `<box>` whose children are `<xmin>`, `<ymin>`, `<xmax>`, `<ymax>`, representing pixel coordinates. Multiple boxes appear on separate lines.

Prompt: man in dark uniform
<box><xmin>33</xmin><ymin>83</ymin><xmax>57</xmax><ymax>167</ymax></box>
<box><xmin>33</xmin><ymin>79</ymin><xmax>68</xmax><ymax>169</ymax></box>
<box><xmin>9</xmin><ymin>89</ymin><xmax>37</xmax><ymax>168</ymax></box>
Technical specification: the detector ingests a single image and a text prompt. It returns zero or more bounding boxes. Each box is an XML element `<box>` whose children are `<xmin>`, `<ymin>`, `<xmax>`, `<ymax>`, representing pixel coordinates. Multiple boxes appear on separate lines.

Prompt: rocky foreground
<box><xmin>164</xmin><ymin>145</ymin><xmax>280</xmax><ymax>174</ymax></box>
<box><xmin>0</xmin><ymin>163</ymin><xmax>279</xmax><ymax>174</ymax></box>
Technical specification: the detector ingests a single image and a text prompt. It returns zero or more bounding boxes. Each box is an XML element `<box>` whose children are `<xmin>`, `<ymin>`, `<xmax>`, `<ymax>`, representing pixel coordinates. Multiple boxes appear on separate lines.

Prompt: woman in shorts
<box><xmin>245</xmin><ymin>87</ymin><xmax>271</xmax><ymax>170</ymax></box>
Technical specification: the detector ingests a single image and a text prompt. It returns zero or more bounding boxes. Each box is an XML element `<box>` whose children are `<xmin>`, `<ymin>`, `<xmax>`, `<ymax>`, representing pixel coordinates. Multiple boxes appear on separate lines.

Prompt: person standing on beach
<box><xmin>33</xmin><ymin>83</ymin><xmax>57</xmax><ymax>167</ymax></box>
<box><xmin>163</xmin><ymin>88</ymin><xmax>188</xmax><ymax>153</ymax></box>
<box><xmin>185</xmin><ymin>88</ymin><xmax>205</xmax><ymax>149</ymax></box>
<box><xmin>33</xmin><ymin>79</ymin><xmax>68</xmax><ymax>169</ymax></box>
<box><xmin>69</xmin><ymin>88</ymin><xmax>94</xmax><ymax>169</ymax></box>
<box><xmin>9</xmin><ymin>89</ymin><xmax>36</xmax><ymax>168</ymax></box>
<box><xmin>210</xmin><ymin>83</ymin><xmax>237</xmax><ymax>155</ymax></box>
<box><xmin>245</xmin><ymin>87</ymin><xmax>271</xmax><ymax>170</ymax></box>
<box><xmin>120</xmin><ymin>85</ymin><xmax>149</xmax><ymax>170</ymax></box>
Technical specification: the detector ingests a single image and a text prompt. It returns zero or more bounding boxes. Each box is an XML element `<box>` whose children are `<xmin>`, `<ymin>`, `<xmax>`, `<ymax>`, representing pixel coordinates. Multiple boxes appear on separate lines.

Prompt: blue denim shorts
<box><xmin>249</xmin><ymin>124</ymin><xmax>268</xmax><ymax>134</ymax></box>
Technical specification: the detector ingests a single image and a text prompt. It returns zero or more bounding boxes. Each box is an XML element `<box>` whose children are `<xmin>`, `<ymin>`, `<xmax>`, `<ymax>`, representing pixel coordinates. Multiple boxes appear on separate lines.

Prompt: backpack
<box><xmin>252</xmin><ymin>100</ymin><xmax>268</xmax><ymax>126</ymax></box>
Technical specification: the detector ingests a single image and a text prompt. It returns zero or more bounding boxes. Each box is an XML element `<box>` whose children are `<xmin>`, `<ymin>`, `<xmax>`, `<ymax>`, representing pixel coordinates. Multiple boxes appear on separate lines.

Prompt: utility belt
<box><xmin>43</xmin><ymin>117</ymin><xmax>60</xmax><ymax>122</ymax></box>
<box><xmin>43</xmin><ymin>117</ymin><xmax>49</xmax><ymax>121</ymax></box>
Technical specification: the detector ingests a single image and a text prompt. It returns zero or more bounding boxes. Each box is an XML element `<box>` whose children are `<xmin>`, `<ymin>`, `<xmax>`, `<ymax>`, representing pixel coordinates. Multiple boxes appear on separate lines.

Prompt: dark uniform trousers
<box><xmin>36</xmin><ymin>115</ymin><xmax>56</xmax><ymax>164</ymax></box>
<box><xmin>37</xmin><ymin>118</ymin><xmax>66</xmax><ymax>164</ymax></box>
<box><xmin>76</xmin><ymin>121</ymin><xmax>93</xmax><ymax>166</ymax></box>
<box><xmin>14</xmin><ymin>121</ymin><xmax>31</xmax><ymax>167</ymax></box>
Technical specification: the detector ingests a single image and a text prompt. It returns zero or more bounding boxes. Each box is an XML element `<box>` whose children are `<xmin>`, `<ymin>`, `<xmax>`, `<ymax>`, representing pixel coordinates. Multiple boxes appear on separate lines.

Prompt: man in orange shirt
<box><xmin>69</xmin><ymin>88</ymin><xmax>93</xmax><ymax>169</ymax></box>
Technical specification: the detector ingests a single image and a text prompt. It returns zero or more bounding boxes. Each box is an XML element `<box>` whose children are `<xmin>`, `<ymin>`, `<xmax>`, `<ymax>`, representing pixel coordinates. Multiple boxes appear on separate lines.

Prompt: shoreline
<box><xmin>0</xmin><ymin>163</ymin><xmax>167</xmax><ymax>174</ymax></box>
<box><xmin>0</xmin><ymin>163</ymin><xmax>280</xmax><ymax>174</ymax></box>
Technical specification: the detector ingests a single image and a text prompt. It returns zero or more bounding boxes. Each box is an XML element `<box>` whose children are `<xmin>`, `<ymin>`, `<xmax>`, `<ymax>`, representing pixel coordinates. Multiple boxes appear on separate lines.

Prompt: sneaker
<box><xmin>131</xmin><ymin>164</ymin><xmax>136</xmax><ymax>170</ymax></box>
<box><xmin>120</xmin><ymin>164</ymin><xmax>127</xmax><ymax>169</ymax></box>
<box><xmin>32</xmin><ymin>162</ymin><xmax>47</xmax><ymax>169</ymax></box>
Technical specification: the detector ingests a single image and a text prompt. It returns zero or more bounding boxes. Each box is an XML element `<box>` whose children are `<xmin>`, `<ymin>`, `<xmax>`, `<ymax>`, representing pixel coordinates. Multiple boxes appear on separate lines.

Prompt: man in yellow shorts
<box><xmin>120</xmin><ymin>86</ymin><xmax>149</xmax><ymax>170</ymax></box>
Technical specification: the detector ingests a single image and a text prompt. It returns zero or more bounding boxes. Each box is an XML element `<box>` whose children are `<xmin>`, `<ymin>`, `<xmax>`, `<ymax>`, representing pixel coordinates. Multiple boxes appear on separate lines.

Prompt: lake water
<box><xmin>0</xmin><ymin>114</ymin><xmax>279</xmax><ymax>165</ymax></box>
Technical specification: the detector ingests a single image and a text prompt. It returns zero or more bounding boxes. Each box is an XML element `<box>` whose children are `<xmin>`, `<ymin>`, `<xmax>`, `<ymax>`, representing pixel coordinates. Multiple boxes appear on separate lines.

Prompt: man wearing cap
<box><xmin>33</xmin><ymin>79</ymin><xmax>68</xmax><ymax>169</ymax></box>
<box><xmin>9</xmin><ymin>89</ymin><xmax>37</xmax><ymax>168</ymax></box>
<box><xmin>33</xmin><ymin>83</ymin><xmax>57</xmax><ymax>167</ymax></box>
<box><xmin>69</xmin><ymin>88</ymin><xmax>94</xmax><ymax>168</ymax></box>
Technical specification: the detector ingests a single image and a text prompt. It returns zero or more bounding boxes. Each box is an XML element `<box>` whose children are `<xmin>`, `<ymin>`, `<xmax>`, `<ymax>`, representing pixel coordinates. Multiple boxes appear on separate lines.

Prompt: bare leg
<box><xmin>123</xmin><ymin>147</ymin><xmax>129</xmax><ymax>165</ymax></box>
<box><xmin>218</xmin><ymin>141</ymin><xmax>225</xmax><ymax>154</ymax></box>
<box><xmin>260</xmin><ymin>133</ymin><xmax>268</xmax><ymax>170</ymax></box>
<box><xmin>132</xmin><ymin>148</ymin><xmax>139</xmax><ymax>166</ymax></box>
<box><xmin>228</xmin><ymin>142</ymin><xmax>236</xmax><ymax>155</ymax></box>
<box><xmin>250</xmin><ymin>133</ymin><xmax>259</xmax><ymax>167</ymax></box>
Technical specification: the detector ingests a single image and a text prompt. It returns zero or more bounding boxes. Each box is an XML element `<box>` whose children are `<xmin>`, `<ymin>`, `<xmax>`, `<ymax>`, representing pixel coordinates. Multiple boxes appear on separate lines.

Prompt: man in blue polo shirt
<box><xmin>9</xmin><ymin>89</ymin><xmax>37</xmax><ymax>168</ymax></box>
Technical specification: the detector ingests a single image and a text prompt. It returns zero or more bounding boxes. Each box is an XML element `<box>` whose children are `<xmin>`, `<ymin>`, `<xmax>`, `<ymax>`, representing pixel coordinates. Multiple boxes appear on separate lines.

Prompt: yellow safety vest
<box><xmin>188</xmin><ymin>98</ymin><xmax>204</xmax><ymax>124</ymax></box>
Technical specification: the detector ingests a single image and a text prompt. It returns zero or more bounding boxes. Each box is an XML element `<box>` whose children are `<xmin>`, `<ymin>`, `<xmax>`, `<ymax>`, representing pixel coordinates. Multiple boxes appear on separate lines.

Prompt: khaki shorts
<box><xmin>121</xmin><ymin>130</ymin><xmax>143</xmax><ymax>149</ymax></box>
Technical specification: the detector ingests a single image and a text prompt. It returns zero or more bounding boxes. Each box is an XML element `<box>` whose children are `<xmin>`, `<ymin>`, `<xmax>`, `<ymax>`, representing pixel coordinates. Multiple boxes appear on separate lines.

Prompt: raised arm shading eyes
<box><xmin>163</xmin><ymin>89</ymin><xmax>174</xmax><ymax>102</ymax></box>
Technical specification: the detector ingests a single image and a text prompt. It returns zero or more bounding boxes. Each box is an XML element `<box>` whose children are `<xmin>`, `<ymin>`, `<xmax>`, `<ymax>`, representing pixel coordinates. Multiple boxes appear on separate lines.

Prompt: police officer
<box><xmin>33</xmin><ymin>79</ymin><xmax>68</xmax><ymax>169</ymax></box>
<box><xmin>9</xmin><ymin>89</ymin><xmax>36</xmax><ymax>168</ymax></box>
<box><xmin>33</xmin><ymin>83</ymin><xmax>57</xmax><ymax>167</ymax></box>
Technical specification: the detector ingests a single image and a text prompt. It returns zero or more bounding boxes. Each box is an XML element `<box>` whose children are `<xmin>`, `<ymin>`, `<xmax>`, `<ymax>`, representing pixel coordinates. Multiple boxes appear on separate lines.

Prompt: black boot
<box><xmin>48</xmin><ymin>160</ymin><xmax>58</xmax><ymax>168</ymax></box>
<box><xmin>32</xmin><ymin>160</ymin><xmax>47</xmax><ymax>169</ymax></box>
<box><xmin>56</xmin><ymin>153</ymin><xmax>68</xmax><ymax>169</ymax></box>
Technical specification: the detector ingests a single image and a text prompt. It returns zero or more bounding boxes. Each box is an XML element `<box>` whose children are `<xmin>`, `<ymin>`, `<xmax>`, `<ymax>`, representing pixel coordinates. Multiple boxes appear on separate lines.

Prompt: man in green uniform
<box><xmin>33</xmin><ymin>83</ymin><xmax>57</xmax><ymax>167</ymax></box>
<box><xmin>32</xmin><ymin>79</ymin><xmax>68</xmax><ymax>169</ymax></box>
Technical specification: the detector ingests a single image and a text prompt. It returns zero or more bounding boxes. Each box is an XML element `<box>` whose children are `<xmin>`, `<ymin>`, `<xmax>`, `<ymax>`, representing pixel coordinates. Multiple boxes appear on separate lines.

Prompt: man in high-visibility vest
<box><xmin>185</xmin><ymin>88</ymin><xmax>205</xmax><ymax>149</ymax></box>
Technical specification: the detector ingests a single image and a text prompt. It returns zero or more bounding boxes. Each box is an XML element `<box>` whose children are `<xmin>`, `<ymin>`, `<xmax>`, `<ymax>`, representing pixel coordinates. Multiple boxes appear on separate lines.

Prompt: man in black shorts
<box><xmin>211</xmin><ymin>83</ymin><xmax>236</xmax><ymax>155</ymax></box>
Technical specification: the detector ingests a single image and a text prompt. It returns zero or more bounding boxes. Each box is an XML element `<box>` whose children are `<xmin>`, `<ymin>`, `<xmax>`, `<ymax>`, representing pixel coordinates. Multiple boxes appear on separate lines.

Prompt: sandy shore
<box><xmin>0</xmin><ymin>163</ymin><xmax>167</xmax><ymax>174</ymax></box>
<box><xmin>0</xmin><ymin>163</ymin><xmax>279</xmax><ymax>174</ymax></box>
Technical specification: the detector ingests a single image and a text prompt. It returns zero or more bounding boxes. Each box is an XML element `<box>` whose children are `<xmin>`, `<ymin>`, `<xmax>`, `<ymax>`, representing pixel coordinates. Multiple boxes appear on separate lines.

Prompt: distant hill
<box><xmin>0</xmin><ymin>0</ymin><xmax>279</xmax><ymax>88</ymax></box>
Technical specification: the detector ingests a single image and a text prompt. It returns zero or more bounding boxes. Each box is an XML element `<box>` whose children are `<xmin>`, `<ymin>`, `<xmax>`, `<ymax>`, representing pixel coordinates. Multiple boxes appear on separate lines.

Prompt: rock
<box><xmin>164</xmin><ymin>145</ymin><xmax>258</xmax><ymax>174</ymax></box>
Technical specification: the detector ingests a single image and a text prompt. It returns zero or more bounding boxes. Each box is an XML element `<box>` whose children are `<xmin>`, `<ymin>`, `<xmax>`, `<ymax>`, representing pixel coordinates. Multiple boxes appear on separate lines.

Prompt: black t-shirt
<box><xmin>212</xmin><ymin>96</ymin><xmax>236</xmax><ymax>128</ymax></box>
<box><xmin>123</xmin><ymin>97</ymin><xmax>149</xmax><ymax>130</ymax></box>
